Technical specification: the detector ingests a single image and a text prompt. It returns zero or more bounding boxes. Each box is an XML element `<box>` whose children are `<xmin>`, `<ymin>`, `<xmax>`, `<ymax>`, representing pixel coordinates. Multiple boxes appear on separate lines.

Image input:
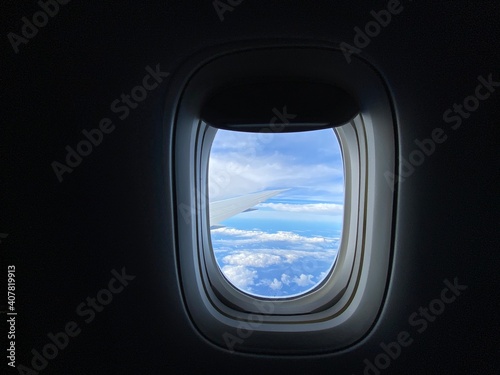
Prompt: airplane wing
<box><xmin>209</xmin><ymin>189</ymin><xmax>287</xmax><ymax>227</ymax></box>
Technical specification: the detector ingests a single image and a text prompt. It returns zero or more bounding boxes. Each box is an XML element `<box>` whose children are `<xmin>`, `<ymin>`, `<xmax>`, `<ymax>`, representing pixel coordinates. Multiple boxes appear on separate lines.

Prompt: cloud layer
<box><xmin>212</xmin><ymin>227</ymin><xmax>339</xmax><ymax>244</ymax></box>
<box><xmin>212</xmin><ymin>228</ymin><xmax>339</xmax><ymax>296</ymax></box>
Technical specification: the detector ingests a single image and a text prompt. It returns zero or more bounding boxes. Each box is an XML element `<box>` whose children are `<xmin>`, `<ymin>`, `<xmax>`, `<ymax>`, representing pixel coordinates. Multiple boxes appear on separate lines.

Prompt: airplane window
<box><xmin>175</xmin><ymin>48</ymin><xmax>394</xmax><ymax>351</ymax></box>
<box><xmin>208</xmin><ymin>128</ymin><xmax>344</xmax><ymax>298</ymax></box>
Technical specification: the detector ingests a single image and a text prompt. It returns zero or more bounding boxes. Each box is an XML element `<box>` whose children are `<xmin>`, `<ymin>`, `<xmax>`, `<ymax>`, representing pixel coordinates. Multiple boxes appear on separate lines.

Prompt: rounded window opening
<box><xmin>208</xmin><ymin>128</ymin><xmax>344</xmax><ymax>298</ymax></box>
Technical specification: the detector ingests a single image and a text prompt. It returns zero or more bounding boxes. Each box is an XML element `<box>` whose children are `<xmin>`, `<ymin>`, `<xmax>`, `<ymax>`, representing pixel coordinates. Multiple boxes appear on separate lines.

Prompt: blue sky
<box><xmin>209</xmin><ymin>128</ymin><xmax>344</xmax><ymax>298</ymax></box>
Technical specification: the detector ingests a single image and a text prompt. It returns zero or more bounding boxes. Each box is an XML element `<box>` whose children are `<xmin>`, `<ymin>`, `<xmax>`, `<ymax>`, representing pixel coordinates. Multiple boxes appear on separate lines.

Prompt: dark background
<box><xmin>2</xmin><ymin>1</ymin><xmax>499</xmax><ymax>374</ymax></box>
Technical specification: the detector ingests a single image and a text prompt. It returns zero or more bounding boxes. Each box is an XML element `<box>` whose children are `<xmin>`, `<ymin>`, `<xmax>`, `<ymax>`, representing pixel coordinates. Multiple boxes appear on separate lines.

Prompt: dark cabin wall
<box><xmin>2</xmin><ymin>1</ymin><xmax>499</xmax><ymax>374</ymax></box>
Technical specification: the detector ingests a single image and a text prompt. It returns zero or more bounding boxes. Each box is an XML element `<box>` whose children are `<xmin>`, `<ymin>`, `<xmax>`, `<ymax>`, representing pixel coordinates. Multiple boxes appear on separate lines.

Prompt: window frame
<box><xmin>170</xmin><ymin>44</ymin><xmax>396</xmax><ymax>354</ymax></box>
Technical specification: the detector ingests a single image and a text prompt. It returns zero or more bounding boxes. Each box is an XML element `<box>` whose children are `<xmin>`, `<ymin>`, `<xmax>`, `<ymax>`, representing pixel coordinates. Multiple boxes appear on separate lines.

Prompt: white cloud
<box><xmin>293</xmin><ymin>274</ymin><xmax>315</xmax><ymax>287</ymax></box>
<box><xmin>220</xmin><ymin>249</ymin><xmax>336</xmax><ymax>270</ymax></box>
<box><xmin>222</xmin><ymin>252</ymin><xmax>282</xmax><ymax>267</ymax></box>
<box><xmin>269</xmin><ymin>278</ymin><xmax>282</xmax><ymax>290</ymax></box>
<box><xmin>212</xmin><ymin>227</ymin><xmax>340</xmax><ymax>246</ymax></box>
<box><xmin>281</xmin><ymin>273</ymin><xmax>291</xmax><ymax>285</ymax></box>
<box><xmin>221</xmin><ymin>265</ymin><xmax>257</xmax><ymax>289</ymax></box>
<box><xmin>258</xmin><ymin>202</ymin><xmax>343</xmax><ymax>215</ymax></box>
